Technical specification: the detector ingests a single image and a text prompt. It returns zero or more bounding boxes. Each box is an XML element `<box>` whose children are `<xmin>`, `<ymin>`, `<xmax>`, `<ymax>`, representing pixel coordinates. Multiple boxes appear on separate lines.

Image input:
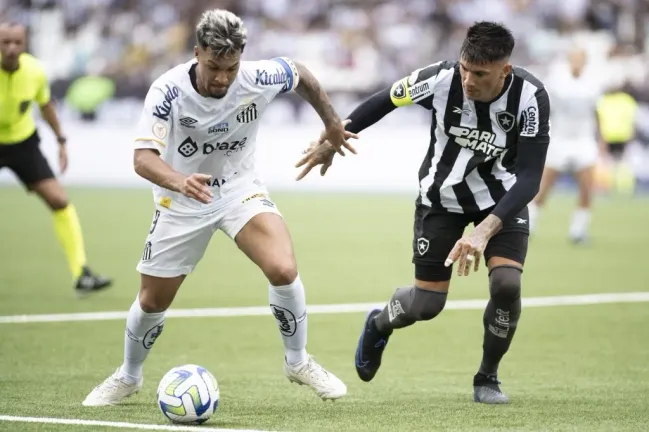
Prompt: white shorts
<box><xmin>545</xmin><ymin>137</ymin><xmax>598</xmax><ymax>172</ymax></box>
<box><xmin>136</xmin><ymin>191</ymin><xmax>282</xmax><ymax>278</ymax></box>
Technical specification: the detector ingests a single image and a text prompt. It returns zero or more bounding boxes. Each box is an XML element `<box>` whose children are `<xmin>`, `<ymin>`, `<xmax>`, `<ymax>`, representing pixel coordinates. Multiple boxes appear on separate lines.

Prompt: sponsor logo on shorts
<box><xmin>241</xmin><ymin>193</ymin><xmax>267</xmax><ymax>203</ymax></box>
<box><xmin>159</xmin><ymin>197</ymin><xmax>171</xmax><ymax>209</ymax></box>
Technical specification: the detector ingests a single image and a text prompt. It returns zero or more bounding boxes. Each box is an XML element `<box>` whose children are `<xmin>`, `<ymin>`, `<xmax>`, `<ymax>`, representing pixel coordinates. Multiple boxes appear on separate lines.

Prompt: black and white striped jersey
<box><xmin>388</xmin><ymin>61</ymin><xmax>550</xmax><ymax>215</ymax></box>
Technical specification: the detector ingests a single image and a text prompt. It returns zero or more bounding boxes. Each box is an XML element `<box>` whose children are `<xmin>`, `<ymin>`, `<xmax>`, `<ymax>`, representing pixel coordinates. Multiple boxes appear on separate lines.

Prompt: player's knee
<box><xmin>45</xmin><ymin>194</ymin><xmax>68</xmax><ymax>211</ymax></box>
<box><xmin>410</xmin><ymin>286</ymin><xmax>447</xmax><ymax>321</ymax></box>
<box><xmin>266</xmin><ymin>261</ymin><xmax>298</xmax><ymax>287</ymax></box>
<box><xmin>489</xmin><ymin>266</ymin><xmax>522</xmax><ymax>300</ymax></box>
<box><xmin>138</xmin><ymin>280</ymin><xmax>176</xmax><ymax>313</ymax></box>
<box><xmin>138</xmin><ymin>293</ymin><xmax>171</xmax><ymax>313</ymax></box>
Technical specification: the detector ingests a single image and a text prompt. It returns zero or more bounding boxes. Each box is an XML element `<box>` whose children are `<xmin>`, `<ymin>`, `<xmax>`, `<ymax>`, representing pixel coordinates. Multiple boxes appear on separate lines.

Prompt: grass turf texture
<box><xmin>0</xmin><ymin>187</ymin><xmax>647</xmax><ymax>431</ymax></box>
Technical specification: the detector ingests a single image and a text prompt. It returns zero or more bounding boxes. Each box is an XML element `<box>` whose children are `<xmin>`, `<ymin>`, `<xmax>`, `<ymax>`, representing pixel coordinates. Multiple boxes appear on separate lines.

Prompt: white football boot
<box><xmin>284</xmin><ymin>355</ymin><xmax>347</xmax><ymax>401</ymax></box>
<box><xmin>82</xmin><ymin>368</ymin><xmax>143</xmax><ymax>406</ymax></box>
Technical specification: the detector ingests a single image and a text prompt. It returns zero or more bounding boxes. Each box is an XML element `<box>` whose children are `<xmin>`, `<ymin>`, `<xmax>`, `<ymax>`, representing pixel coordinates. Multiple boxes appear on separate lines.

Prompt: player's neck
<box><xmin>0</xmin><ymin>60</ymin><xmax>18</xmax><ymax>73</ymax></box>
<box><xmin>481</xmin><ymin>75</ymin><xmax>509</xmax><ymax>103</ymax></box>
<box><xmin>193</xmin><ymin>65</ymin><xmax>212</xmax><ymax>98</ymax></box>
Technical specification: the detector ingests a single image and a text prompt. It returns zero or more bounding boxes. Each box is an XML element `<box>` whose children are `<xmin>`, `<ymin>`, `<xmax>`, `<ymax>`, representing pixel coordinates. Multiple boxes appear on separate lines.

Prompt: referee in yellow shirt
<box><xmin>0</xmin><ymin>22</ymin><xmax>112</xmax><ymax>295</ymax></box>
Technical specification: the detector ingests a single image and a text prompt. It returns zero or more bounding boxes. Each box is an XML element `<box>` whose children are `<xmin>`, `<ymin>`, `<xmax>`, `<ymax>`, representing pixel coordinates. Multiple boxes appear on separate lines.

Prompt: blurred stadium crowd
<box><xmin>2</xmin><ymin>0</ymin><xmax>649</xmax><ymax>185</ymax></box>
<box><xmin>3</xmin><ymin>0</ymin><xmax>647</xmax><ymax>97</ymax></box>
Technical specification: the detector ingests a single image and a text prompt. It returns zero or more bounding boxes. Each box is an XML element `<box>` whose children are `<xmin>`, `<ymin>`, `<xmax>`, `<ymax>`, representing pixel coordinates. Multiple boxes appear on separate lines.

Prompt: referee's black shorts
<box><xmin>0</xmin><ymin>131</ymin><xmax>55</xmax><ymax>189</ymax></box>
<box><xmin>412</xmin><ymin>202</ymin><xmax>529</xmax><ymax>282</ymax></box>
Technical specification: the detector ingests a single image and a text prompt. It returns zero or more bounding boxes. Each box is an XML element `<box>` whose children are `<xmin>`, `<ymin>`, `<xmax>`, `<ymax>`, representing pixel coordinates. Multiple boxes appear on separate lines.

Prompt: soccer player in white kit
<box><xmin>82</xmin><ymin>9</ymin><xmax>357</xmax><ymax>406</ymax></box>
<box><xmin>529</xmin><ymin>47</ymin><xmax>605</xmax><ymax>243</ymax></box>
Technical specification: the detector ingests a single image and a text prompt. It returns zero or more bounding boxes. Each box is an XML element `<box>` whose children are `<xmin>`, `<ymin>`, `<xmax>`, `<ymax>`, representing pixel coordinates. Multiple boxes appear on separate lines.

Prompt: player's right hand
<box><xmin>180</xmin><ymin>173</ymin><xmax>214</xmax><ymax>204</ymax></box>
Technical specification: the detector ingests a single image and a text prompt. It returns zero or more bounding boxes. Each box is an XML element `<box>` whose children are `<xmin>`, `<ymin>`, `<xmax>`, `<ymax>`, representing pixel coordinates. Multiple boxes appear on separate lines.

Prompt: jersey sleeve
<box><xmin>134</xmin><ymin>84</ymin><xmax>178</xmax><ymax>152</ymax></box>
<box><xmin>490</xmin><ymin>85</ymin><xmax>551</xmax><ymax>222</ymax></box>
<box><xmin>518</xmin><ymin>86</ymin><xmax>551</xmax><ymax>143</ymax></box>
<box><xmin>251</xmin><ymin>57</ymin><xmax>300</xmax><ymax>100</ymax></box>
<box><xmin>388</xmin><ymin>61</ymin><xmax>450</xmax><ymax>110</ymax></box>
<box><xmin>34</xmin><ymin>65</ymin><xmax>51</xmax><ymax>106</ymax></box>
<box><xmin>345</xmin><ymin>61</ymin><xmax>451</xmax><ymax>134</ymax></box>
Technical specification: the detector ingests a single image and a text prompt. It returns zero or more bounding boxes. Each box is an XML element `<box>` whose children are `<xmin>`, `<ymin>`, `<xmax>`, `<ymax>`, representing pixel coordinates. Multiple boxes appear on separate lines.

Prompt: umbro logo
<box><xmin>179</xmin><ymin>116</ymin><xmax>198</xmax><ymax>128</ymax></box>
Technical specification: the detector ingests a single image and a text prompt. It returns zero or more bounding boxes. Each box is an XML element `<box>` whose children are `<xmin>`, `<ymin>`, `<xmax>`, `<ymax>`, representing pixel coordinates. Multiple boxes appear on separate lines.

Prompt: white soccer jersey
<box><xmin>134</xmin><ymin>57</ymin><xmax>300</xmax><ymax>215</ymax></box>
<box><xmin>545</xmin><ymin>62</ymin><xmax>604</xmax><ymax>141</ymax></box>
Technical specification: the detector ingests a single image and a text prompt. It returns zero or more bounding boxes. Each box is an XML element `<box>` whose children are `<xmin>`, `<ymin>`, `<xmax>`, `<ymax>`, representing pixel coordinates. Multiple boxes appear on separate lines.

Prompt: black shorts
<box><xmin>606</xmin><ymin>141</ymin><xmax>627</xmax><ymax>161</ymax></box>
<box><xmin>0</xmin><ymin>131</ymin><xmax>55</xmax><ymax>188</ymax></box>
<box><xmin>412</xmin><ymin>204</ymin><xmax>529</xmax><ymax>282</ymax></box>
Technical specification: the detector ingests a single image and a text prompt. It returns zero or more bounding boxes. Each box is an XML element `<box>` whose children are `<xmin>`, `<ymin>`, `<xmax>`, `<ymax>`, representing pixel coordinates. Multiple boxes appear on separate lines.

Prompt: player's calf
<box><xmin>355</xmin><ymin>286</ymin><xmax>447</xmax><ymax>382</ymax></box>
<box><xmin>474</xmin><ymin>265</ymin><xmax>522</xmax><ymax>404</ymax></box>
<box><xmin>374</xmin><ymin>286</ymin><xmax>448</xmax><ymax>333</ymax></box>
<box><xmin>83</xmin><ymin>274</ymin><xmax>182</xmax><ymax>407</ymax></box>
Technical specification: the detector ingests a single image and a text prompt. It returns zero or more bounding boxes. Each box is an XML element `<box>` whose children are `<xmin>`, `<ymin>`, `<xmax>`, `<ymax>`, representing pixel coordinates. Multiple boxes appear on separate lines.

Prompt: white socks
<box><xmin>120</xmin><ymin>296</ymin><xmax>166</xmax><ymax>383</ymax></box>
<box><xmin>269</xmin><ymin>275</ymin><xmax>308</xmax><ymax>366</ymax></box>
<box><xmin>570</xmin><ymin>208</ymin><xmax>591</xmax><ymax>240</ymax></box>
<box><xmin>118</xmin><ymin>277</ymin><xmax>308</xmax><ymax>382</ymax></box>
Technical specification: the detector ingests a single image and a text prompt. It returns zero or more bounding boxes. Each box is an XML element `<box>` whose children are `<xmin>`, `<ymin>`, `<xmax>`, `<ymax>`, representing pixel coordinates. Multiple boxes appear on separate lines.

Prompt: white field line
<box><xmin>1</xmin><ymin>292</ymin><xmax>648</xmax><ymax>325</ymax></box>
<box><xmin>0</xmin><ymin>415</ymin><xmax>269</xmax><ymax>431</ymax></box>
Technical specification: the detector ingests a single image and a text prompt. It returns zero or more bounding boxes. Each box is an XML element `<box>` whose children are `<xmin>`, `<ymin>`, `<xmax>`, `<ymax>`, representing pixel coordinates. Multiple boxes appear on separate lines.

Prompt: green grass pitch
<box><xmin>0</xmin><ymin>187</ymin><xmax>648</xmax><ymax>431</ymax></box>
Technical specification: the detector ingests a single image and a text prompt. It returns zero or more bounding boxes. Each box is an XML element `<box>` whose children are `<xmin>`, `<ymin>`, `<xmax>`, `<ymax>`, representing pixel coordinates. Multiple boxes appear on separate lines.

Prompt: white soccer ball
<box><xmin>157</xmin><ymin>364</ymin><xmax>220</xmax><ymax>424</ymax></box>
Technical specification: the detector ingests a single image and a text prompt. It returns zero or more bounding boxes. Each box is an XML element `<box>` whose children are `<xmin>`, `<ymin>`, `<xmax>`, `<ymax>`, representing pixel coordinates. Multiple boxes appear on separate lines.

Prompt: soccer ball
<box><xmin>157</xmin><ymin>364</ymin><xmax>220</xmax><ymax>424</ymax></box>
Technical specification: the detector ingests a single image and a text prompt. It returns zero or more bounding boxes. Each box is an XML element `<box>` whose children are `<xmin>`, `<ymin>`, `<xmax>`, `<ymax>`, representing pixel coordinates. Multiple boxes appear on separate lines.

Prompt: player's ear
<box><xmin>194</xmin><ymin>46</ymin><xmax>199</xmax><ymax>59</ymax></box>
<box><xmin>502</xmin><ymin>63</ymin><xmax>512</xmax><ymax>78</ymax></box>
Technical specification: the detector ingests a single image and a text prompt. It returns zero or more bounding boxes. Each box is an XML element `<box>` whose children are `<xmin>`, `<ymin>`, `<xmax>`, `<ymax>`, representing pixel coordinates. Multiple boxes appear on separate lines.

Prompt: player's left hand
<box><xmin>322</xmin><ymin>119</ymin><xmax>359</xmax><ymax>156</ymax></box>
<box><xmin>58</xmin><ymin>145</ymin><xmax>69</xmax><ymax>174</ymax></box>
<box><xmin>295</xmin><ymin>119</ymin><xmax>359</xmax><ymax>180</ymax></box>
<box><xmin>444</xmin><ymin>231</ymin><xmax>489</xmax><ymax>276</ymax></box>
<box><xmin>295</xmin><ymin>139</ymin><xmax>336</xmax><ymax>181</ymax></box>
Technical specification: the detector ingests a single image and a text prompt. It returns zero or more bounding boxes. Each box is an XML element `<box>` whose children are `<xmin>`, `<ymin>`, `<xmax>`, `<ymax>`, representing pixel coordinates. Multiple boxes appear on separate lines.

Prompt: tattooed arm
<box><xmin>294</xmin><ymin>62</ymin><xmax>356</xmax><ymax>156</ymax></box>
<box><xmin>294</xmin><ymin>62</ymin><xmax>340</xmax><ymax>128</ymax></box>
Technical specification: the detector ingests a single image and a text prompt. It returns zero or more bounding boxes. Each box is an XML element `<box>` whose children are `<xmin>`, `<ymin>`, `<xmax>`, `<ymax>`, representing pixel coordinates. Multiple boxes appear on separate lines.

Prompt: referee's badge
<box><xmin>416</xmin><ymin>237</ymin><xmax>430</xmax><ymax>256</ymax></box>
<box><xmin>496</xmin><ymin>111</ymin><xmax>516</xmax><ymax>133</ymax></box>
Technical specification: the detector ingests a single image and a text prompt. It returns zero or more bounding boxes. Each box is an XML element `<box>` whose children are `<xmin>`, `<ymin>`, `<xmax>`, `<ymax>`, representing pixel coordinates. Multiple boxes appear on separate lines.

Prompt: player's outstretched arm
<box><xmin>294</xmin><ymin>87</ymin><xmax>396</xmax><ymax>181</ymax></box>
<box><xmin>133</xmin><ymin>149</ymin><xmax>213</xmax><ymax>204</ymax></box>
<box><xmin>293</xmin><ymin>62</ymin><xmax>357</xmax><ymax>157</ymax></box>
<box><xmin>296</xmin><ymin>62</ymin><xmax>445</xmax><ymax>181</ymax></box>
